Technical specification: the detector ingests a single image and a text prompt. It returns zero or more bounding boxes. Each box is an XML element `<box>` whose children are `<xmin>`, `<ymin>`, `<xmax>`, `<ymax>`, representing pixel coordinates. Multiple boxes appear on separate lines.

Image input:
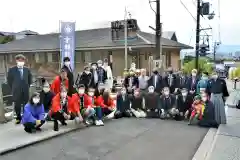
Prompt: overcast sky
<box><xmin>0</xmin><ymin>0</ymin><xmax>238</xmax><ymax>46</ymax></box>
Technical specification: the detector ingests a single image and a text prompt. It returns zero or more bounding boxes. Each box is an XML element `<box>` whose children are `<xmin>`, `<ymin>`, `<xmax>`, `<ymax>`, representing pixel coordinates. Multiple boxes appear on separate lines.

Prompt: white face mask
<box><xmin>64</xmin><ymin>61</ymin><xmax>70</xmax><ymax>66</ymax></box>
<box><xmin>182</xmin><ymin>92</ymin><xmax>187</xmax><ymax>97</ymax></box>
<box><xmin>78</xmin><ymin>89</ymin><xmax>85</xmax><ymax>94</ymax></box>
<box><xmin>92</xmin><ymin>66</ymin><xmax>97</xmax><ymax>69</ymax></box>
<box><xmin>121</xmin><ymin>90</ymin><xmax>126</xmax><ymax>95</ymax></box>
<box><xmin>164</xmin><ymin>91</ymin><xmax>169</xmax><ymax>96</ymax></box>
<box><xmin>98</xmin><ymin>64</ymin><xmax>102</xmax><ymax>67</ymax></box>
<box><xmin>33</xmin><ymin>98</ymin><xmax>40</xmax><ymax>104</ymax></box>
<box><xmin>61</xmin><ymin>92</ymin><xmax>67</xmax><ymax>98</ymax></box>
<box><xmin>104</xmin><ymin>63</ymin><xmax>108</xmax><ymax>66</ymax></box>
<box><xmin>85</xmin><ymin>71</ymin><xmax>90</xmax><ymax>74</ymax></box>
<box><xmin>149</xmin><ymin>89</ymin><xmax>154</xmax><ymax>93</ymax></box>
<box><xmin>202</xmin><ymin>97</ymin><xmax>207</xmax><ymax>102</ymax></box>
<box><xmin>17</xmin><ymin>61</ymin><xmax>25</xmax><ymax>67</ymax></box>
<box><xmin>192</xmin><ymin>73</ymin><xmax>196</xmax><ymax>77</ymax></box>
<box><xmin>88</xmin><ymin>92</ymin><xmax>94</xmax><ymax>97</ymax></box>
<box><xmin>212</xmin><ymin>75</ymin><xmax>218</xmax><ymax>79</ymax></box>
<box><xmin>43</xmin><ymin>87</ymin><xmax>50</xmax><ymax>93</ymax></box>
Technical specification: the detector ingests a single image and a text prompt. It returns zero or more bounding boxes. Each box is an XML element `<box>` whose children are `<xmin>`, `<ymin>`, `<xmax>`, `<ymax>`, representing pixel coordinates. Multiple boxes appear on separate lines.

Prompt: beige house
<box><xmin>0</xmin><ymin>27</ymin><xmax>192</xmax><ymax>80</ymax></box>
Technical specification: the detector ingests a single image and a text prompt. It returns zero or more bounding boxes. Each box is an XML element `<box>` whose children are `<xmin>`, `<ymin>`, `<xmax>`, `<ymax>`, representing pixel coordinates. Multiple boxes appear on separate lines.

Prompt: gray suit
<box><xmin>7</xmin><ymin>66</ymin><xmax>32</xmax><ymax>120</ymax></box>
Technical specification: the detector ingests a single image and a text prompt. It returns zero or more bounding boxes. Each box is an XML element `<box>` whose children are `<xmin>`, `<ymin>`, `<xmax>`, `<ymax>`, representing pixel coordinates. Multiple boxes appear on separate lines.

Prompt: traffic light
<box><xmin>199</xmin><ymin>46</ymin><xmax>209</xmax><ymax>56</ymax></box>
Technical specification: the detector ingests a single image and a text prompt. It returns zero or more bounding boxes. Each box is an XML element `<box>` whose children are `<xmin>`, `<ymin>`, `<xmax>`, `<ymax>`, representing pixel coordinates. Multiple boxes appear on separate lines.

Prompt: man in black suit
<box><xmin>62</xmin><ymin>57</ymin><xmax>75</xmax><ymax>96</ymax></box>
<box><xmin>148</xmin><ymin>68</ymin><xmax>163</xmax><ymax>94</ymax></box>
<box><xmin>185</xmin><ymin>69</ymin><xmax>199</xmax><ymax>96</ymax></box>
<box><xmin>163</xmin><ymin>68</ymin><xmax>178</xmax><ymax>94</ymax></box>
<box><xmin>7</xmin><ymin>54</ymin><xmax>32</xmax><ymax>124</ymax></box>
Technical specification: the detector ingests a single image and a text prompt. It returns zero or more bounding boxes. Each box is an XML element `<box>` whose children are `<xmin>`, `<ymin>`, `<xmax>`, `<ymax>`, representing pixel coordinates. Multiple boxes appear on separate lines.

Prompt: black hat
<box><xmin>91</xmin><ymin>62</ymin><xmax>97</xmax><ymax>66</ymax></box>
<box><xmin>63</xmin><ymin>57</ymin><xmax>70</xmax><ymax>62</ymax></box>
<box><xmin>77</xmin><ymin>84</ymin><xmax>85</xmax><ymax>88</ymax></box>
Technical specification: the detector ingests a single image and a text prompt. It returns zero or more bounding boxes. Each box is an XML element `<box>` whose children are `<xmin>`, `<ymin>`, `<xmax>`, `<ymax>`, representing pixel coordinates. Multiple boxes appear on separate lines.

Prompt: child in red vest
<box><xmin>84</xmin><ymin>87</ymin><xmax>103</xmax><ymax>126</ymax></box>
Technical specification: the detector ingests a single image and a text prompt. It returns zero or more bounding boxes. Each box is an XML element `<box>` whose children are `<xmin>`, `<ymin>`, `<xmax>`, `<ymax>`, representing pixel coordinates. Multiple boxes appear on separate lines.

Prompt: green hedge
<box><xmin>183</xmin><ymin>58</ymin><xmax>213</xmax><ymax>74</ymax></box>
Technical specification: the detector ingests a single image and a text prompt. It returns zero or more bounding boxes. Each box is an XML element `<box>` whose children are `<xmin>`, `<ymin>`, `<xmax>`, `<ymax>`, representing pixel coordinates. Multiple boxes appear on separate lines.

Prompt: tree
<box><xmin>0</xmin><ymin>35</ymin><xmax>15</xmax><ymax>44</ymax></box>
<box><xmin>183</xmin><ymin>57</ymin><xmax>213</xmax><ymax>74</ymax></box>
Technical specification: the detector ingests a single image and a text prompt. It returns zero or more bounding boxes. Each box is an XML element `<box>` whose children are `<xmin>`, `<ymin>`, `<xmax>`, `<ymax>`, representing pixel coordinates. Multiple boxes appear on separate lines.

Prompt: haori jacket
<box><xmin>71</xmin><ymin>93</ymin><xmax>87</xmax><ymax>112</ymax></box>
<box><xmin>94</xmin><ymin>96</ymin><xmax>106</xmax><ymax>108</ymax></box>
<box><xmin>51</xmin><ymin>93</ymin><xmax>74</xmax><ymax>114</ymax></box>
<box><xmin>50</xmin><ymin>76</ymin><xmax>69</xmax><ymax>95</ymax></box>
<box><xmin>83</xmin><ymin>94</ymin><xmax>95</xmax><ymax>108</ymax></box>
<box><xmin>21</xmin><ymin>103</ymin><xmax>45</xmax><ymax>124</ymax></box>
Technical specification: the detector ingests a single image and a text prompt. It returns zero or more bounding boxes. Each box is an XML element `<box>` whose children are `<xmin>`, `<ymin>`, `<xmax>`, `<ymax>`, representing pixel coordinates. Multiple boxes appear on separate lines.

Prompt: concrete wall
<box><xmin>0</xmin><ymin>47</ymin><xmax>180</xmax><ymax>80</ymax></box>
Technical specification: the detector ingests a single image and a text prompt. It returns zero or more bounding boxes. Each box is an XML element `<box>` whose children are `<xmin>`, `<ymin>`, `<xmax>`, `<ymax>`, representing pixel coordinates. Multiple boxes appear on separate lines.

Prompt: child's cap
<box><xmin>194</xmin><ymin>95</ymin><xmax>201</xmax><ymax>100</ymax></box>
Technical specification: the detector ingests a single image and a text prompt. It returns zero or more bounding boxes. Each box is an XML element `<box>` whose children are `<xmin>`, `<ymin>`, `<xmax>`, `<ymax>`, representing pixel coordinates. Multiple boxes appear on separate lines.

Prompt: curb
<box><xmin>0</xmin><ymin>124</ymin><xmax>86</xmax><ymax>155</ymax></box>
<box><xmin>0</xmin><ymin>118</ymin><xmax>113</xmax><ymax>155</ymax></box>
<box><xmin>192</xmin><ymin>128</ymin><xmax>218</xmax><ymax>160</ymax></box>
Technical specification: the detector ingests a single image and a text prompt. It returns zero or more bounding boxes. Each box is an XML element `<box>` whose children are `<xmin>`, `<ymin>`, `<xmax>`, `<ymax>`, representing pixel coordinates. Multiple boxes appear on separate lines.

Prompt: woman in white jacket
<box><xmin>103</xmin><ymin>60</ymin><xmax>113</xmax><ymax>91</ymax></box>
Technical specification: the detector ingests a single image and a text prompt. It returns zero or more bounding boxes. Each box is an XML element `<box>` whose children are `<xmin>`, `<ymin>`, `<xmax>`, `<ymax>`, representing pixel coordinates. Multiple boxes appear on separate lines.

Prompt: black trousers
<box><xmin>114</xmin><ymin>110</ymin><xmax>131</xmax><ymax>119</ymax></box>
<box><xmin>23</xmin><ymin>120</ymin><xmax>45</xmax><ymax>133</ymax></box>
<box><xmin>146</xmin><ymin>109</ymin><xmax>160</xmax><ymax>118</ymax></box>
<box><xmin>14</xmin><ymin>92</ymin><xmax>28</xmax><ymax>120</ymax></box>
<box><xmin>51</xmin><ymin>112</ymin><xmax>75</xmax><ymax>122</ymax></box>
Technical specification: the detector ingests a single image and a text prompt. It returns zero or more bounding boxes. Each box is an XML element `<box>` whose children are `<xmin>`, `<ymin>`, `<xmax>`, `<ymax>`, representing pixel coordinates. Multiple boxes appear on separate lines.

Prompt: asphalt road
<box><xmin>1</xmin><ymin>119</ymin><xmax>208</xmax><ymax>160</ymax></box>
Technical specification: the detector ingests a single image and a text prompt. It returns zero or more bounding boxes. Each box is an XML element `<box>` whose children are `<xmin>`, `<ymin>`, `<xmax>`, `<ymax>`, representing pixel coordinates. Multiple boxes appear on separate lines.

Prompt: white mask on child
<box><xmin>78</xmin><ymin>89</ymin><xmax>85</xmax><ymax>94</ymax></box>
<box><xmin>88</xmin><ymin>92</ymin><xmax>94</xmax><ymax>97</ymax></box>
<box><xmin>33</xmin><ymin>98</ymin><xmax>40</xmax><ymax>104</ymax></box>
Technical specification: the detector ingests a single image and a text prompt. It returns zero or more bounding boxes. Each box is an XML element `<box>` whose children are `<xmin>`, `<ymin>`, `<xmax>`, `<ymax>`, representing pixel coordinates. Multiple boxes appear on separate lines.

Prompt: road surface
<box><xmin>1</xmin><ymin>118</ymin><xmax>208</xmax><ymax>160</ymax></box>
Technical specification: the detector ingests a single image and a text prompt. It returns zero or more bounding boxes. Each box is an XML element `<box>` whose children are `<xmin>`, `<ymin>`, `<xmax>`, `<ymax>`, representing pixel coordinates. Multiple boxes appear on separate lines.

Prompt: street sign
<box><xmin>153</xmin><ymin>60</ymin><xmax>162</xmax><ymax>68</ymax></box>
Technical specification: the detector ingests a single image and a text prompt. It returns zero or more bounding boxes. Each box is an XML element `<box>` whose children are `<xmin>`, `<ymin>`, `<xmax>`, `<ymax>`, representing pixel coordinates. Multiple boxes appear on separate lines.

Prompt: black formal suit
<box><xmin>163</xmin><ymin>74</ymin><xmax>178</xmax><ymax>94</ymax></box>
<box><xmin>185</xmin><ymin>76</ymin><xmax>199</xmax><ymax>94</ymax></box>
<box><xmin>124</xmin><ymin>75</ymin><xmax>139</xmax><ymax>89</ymax></box>
<box><xmin>89</xmin><ymin>69</ymin><xmax>98</xmax><ymax>89</ymax></box>
<box><xmin>176</xmin><ymin>94</ymin><xmax>193</xmax><ymax>113</ymax></box>
<box><xmin>7</xmin><ymin>66</ymin><xmax>32</xmax><ymax>120</ymax></box>
<box><xmin>148</xmin><ymin>74</ymin><xmax>163</xmax><ymax>94</ymax></box>
<box><xmin>62</xmin><ymin>65</ymin><xmax>75</xmax><ymax>96</ymax></box>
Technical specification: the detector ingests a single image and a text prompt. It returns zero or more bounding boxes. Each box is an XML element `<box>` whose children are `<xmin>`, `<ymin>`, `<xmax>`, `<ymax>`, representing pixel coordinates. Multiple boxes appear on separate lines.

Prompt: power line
<box><xmin>179</xmin><ymin>0</ymin><xmax>208</xmax><ymax>35</ymax></box>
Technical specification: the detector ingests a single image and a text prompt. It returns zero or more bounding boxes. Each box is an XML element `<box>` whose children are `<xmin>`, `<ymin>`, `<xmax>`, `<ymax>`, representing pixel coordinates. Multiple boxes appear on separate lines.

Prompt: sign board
<box><xmin>153</xmin><ymin>60</ymin><xmax>162</xmax><ymax>68</ymax></box>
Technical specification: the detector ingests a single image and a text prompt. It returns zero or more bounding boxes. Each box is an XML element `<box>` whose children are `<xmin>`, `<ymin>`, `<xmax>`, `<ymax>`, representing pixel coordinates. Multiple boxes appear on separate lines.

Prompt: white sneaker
<box><xmin>95</xmin><ymin>120</ymin><xmax>101</xmax><ymax>126</ymax></box>
<box><xmin>85</xmin><ymin>120</ymin><xmax>91</xmax><ymax>125</ymax></box>
<box><xmin>98</xmin><ymin>120</ymin><xmax>104</xmax><ymax>126</ymax></box>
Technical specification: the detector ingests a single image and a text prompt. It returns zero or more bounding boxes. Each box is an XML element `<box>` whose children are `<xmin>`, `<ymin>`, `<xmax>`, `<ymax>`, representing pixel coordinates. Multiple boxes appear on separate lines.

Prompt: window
<box><xmin>52</xmin><ymin>53</ymin><xmax>59</xmax><ymax>62</ymax></box>
<box><xmin>84</xmin><ymin>51</ymin><xmax>92</xmax><ymax>63</ymax></box>
<box><xmin>47</xmin><ymin>53</ymin><xmax>53</xmax><ymax>62</ymax></box>
<box><xmin>35</xmin><ymin>53</ymin><xmax>40</xmax><ymax>63</ymax></box>
<box><xmin>75</xmin><ymin>51</ymin><xmax>82</xmax><ymax>63</ymax></box>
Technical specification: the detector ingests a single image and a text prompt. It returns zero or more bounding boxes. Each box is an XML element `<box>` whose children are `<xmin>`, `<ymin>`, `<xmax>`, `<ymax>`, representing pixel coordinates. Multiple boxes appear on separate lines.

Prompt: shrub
<box><xmin>183</xmin><ymin>58</ymin><xmax>213</xmax><ymax>74</ymax></box>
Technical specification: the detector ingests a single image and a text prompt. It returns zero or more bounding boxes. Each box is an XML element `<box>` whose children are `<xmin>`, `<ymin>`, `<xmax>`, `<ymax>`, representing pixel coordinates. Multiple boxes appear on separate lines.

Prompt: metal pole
<box><xmin>213</xmin><ymin>42</ymin><xmax>216</xmax><ymax>62</ymax></box>
<box><xmin>156</xmin><ymin>0</ymin><xmax>163</xmax><ymax>71</ymax></box>
<box><xmin>195</xmin><ymin>0</ymin><xmax>201</xmax><ymax>70</ymax></box>
<box><xmin>124</xmin><ymin>7</ymin><xmax>128</xmax><ymax>70</ymax></box>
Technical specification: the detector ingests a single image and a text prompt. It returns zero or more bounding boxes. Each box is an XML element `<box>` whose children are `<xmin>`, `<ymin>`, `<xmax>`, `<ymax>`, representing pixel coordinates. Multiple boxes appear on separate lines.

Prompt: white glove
<box><xmin>175</xmin><ymin>109</ymin><xmax>179</xmax><ymax>114</ymax></box>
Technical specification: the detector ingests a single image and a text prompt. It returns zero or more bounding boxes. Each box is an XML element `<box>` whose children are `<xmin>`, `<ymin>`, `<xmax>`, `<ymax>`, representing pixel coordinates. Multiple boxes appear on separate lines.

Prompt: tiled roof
<box><xmin>0</xmin><ymin>28</ymin><xmax>192</xmax><ymax>53</ymax></box>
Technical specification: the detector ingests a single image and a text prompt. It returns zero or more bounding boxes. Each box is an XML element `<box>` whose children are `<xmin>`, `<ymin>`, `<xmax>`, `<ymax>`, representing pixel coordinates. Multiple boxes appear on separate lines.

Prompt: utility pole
<box><xmin>156</xmin><ymin>0</ymin><xmax>163</xmax><ymax>71</ymax></box>
<box><xmin>195</xmin><ymin>0</ymin><xmax>201</xmax><ymax>70</ymax></box>
<box><xmin>124</xmin><ymin>7</ymin><xmax>128</xmax><ymax>70</ymax></box>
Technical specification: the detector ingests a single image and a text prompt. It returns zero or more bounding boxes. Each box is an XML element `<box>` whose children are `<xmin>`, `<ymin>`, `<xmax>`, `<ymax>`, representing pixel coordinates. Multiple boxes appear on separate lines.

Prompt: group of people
<box><xmin>7</xmin><ymin>54</ymin><xmax>229</xmax><ymax>134</ymax></box>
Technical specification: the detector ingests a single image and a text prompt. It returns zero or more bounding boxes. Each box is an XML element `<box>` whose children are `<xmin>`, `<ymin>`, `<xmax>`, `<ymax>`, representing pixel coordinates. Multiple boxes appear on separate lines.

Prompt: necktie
<box><xmin>19</xmin><ymin>68</ymin><xmax>23</xmax><ymax>79</ymax></box>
